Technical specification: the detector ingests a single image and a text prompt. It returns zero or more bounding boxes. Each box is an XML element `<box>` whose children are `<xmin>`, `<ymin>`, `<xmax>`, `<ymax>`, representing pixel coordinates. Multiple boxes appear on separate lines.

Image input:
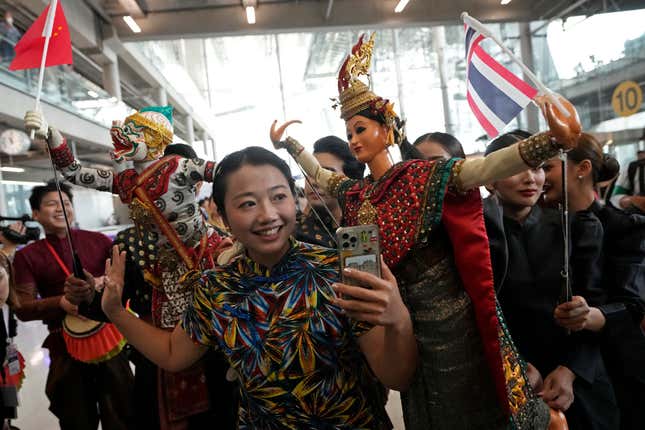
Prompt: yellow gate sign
<box><xmin>612</xmin><ymin>81</ymin><xmax>643</xmax><ymax>117</ymax></box>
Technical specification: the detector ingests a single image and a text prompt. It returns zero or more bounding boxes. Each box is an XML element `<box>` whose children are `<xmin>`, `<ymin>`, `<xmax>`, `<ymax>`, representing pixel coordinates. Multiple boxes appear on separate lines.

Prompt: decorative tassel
<box><xmin>387</xmin><ymin>128</ymin><xmax>395</xmax><ymax>147</ymax></box>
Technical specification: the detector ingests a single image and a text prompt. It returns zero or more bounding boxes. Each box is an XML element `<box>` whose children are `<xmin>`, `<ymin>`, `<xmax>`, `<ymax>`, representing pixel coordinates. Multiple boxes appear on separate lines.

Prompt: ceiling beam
<box><xmin>111</xmin><ymin>0</ymin><xmax>538</xmax><ymax>41</ymax></box>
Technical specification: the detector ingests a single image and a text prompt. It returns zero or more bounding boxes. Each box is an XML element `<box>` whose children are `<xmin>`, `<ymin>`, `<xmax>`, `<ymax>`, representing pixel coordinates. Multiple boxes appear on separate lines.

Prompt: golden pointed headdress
<box><xmin>335</xmin><ymin>33</ymin><xmax>401</xmax><ymax>145</ymax></box>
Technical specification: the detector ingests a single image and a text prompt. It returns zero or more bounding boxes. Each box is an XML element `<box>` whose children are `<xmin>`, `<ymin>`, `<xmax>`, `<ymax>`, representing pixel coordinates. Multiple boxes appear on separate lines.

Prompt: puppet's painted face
<box><xmin>110</xmin><ymin>117</ymin><xmax>147</xmax><ymax>161</ymax></box>
<box><xmin>110</xmin><ymin>111</ymin><xmax>173</xmax><ymax>162</ymax></box>
<box><xmin>344</xmin><ymin>114</ymin><xmax>389</xmax><ymax>164</ymax></box>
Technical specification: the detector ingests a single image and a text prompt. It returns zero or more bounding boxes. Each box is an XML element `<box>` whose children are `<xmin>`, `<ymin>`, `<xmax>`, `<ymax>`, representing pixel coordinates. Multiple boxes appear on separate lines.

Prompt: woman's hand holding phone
<box><xmin>332</xmin><ymin>256</ymin><xmax>410</xmax><ymax>329</ymax></box>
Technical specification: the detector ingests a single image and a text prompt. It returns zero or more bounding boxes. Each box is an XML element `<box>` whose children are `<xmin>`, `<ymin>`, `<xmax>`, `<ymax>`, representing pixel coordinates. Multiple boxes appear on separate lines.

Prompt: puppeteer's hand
<box><xmin>629</xmin><ymin>195</ymin><xmax>645</xmax><ymax>212</ymax></box>
<box><xmin>64</xmin><ymin>270</ymin><xmax>97</xmax><ymax>306</ymax></box>
<box><xmin>59</xmin><ymin>295</ymin><xmax>79</xmax><ymax>316</ymax></box>
<box><xmin>539</xmin><ymin>365</ymin><xmax>576</xmax><ymax>411</ymax></box>
<box><xmin>101</xmin><ymin>245</ymin><xmax>126</xmax><ymax>318</ymax></box>
<box><xmin>535</xmin><ymin>94</ymin><xmax>581</xmax><ymax>151</ymax></box>
<box><xmin>24</xmin><ymin>110</ymin><xmax>64</xmax><ymax>148</ymax></box>
<box><xmin>270</xmin><ymin>120</ymin><xmax>302</xmax><ymax>150</ymax></box>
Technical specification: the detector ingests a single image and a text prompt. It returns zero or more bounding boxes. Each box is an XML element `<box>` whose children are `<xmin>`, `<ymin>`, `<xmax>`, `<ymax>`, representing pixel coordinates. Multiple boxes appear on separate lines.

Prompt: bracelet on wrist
<box><xmin>518</xmin><ymin>132</ymin><xmax>560</xmax><ymax>168</ymax></box>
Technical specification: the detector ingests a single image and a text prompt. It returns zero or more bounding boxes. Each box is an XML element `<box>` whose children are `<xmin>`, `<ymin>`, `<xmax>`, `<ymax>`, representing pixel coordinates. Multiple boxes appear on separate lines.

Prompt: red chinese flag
<box><xmin>8</xmin><ymin>1</ymin><xmax>72</xmax><ymax>71</ymax></box>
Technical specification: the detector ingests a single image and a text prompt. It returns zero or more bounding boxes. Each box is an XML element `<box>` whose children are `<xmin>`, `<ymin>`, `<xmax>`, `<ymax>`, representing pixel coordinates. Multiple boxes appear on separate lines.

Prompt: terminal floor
<box><xmin>12</xmin><ymin>320</ymin><xmax>406</xmax><ymax>429</ymax></box>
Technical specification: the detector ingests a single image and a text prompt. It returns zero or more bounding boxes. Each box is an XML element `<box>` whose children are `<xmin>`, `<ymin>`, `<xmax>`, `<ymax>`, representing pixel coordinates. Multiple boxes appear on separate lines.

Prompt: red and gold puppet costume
<box><xmin>271</xmin><ymin>33</ymin><xmax>580</xmax><ymax>430</ymax></box>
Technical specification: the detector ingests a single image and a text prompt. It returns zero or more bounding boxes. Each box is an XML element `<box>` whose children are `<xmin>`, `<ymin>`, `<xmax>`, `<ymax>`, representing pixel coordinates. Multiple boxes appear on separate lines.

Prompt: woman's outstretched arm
<box><xmin>102</xmin><ymin>246</ymin><xmax>207</xmax><ymax>371</ymax></box>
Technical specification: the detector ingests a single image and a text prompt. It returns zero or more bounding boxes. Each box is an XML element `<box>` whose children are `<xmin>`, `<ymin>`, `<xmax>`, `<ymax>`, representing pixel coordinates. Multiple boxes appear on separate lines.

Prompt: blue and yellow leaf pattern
<box><xmin>181</xmin><ymin>240</ymin><xmax>390</xmax><ymax>429</ymax></box>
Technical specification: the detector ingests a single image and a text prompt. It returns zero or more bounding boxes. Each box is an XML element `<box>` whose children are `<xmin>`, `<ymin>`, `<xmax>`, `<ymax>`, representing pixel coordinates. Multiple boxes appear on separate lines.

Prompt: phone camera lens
<box><xmin>343</xmin><ymin>242</ymin><xmax>349</xmax><ymax>248</ymax></box>
<box><xmin>342</xmin><ymin>233</ymin><xmax>349</xmax><ymax>239</ymax></box>
<box><xmin>350</xmin><ymin>237</ymin><xmax>357</xmax><ymax>243</ymax></box>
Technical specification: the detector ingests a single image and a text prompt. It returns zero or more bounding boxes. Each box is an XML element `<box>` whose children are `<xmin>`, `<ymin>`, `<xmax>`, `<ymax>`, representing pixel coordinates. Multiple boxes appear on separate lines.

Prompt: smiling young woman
<box><xmin>99</xmin><ymin>146</ymin><xmax>419</xmax><ymax>429</ymax></box>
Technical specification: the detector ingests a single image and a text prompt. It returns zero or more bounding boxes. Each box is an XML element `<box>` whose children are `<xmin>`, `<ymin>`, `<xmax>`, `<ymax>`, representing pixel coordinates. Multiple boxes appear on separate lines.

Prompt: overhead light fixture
<box><xmin>123</xmin><ymin>15</ymin><xmax>141</xmax><ymax>33</ymax></box>
<box><xmin>394</xmin><ymin>0</ymin><xmax>411</xmax><ymax>13</ymax></box>
<box><xmin>87</xmin><ymin>90</ymin><xmax>99</xmax><ymax>98</ymax></box>
<box><xmin>242</xmin><ymin>0</ymin><xmax>257</xmax><ymax>24</ymax></box>
<box><xmin>0</xmin><ymin>166</ymin><xmax>25</xmax><ymax>173</ymax></box>
<box><xmin>500</xmin><ymin>0</ymin><xmax>512</xmax><ymax>4</ymax></box>
<box><xmin>245</xmin><ymin>6</ymin><xmax>256</xmax><ymax>24</ymax></box>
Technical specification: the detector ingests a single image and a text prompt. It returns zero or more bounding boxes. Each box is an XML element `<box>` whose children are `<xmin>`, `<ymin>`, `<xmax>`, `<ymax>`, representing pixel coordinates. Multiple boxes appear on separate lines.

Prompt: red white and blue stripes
<box><xmin>465</xmin><ymin>25</ymin><xmax>538</xmax><ymax>137</ymax></box>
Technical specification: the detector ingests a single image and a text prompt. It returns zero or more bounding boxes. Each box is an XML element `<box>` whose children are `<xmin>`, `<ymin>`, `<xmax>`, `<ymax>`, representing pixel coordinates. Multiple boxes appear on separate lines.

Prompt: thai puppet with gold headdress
<box><xmin>270</xmin><ymin>33</ymin><xmax>581</xmax><ymax>429</ymax></box>
<box><xmin>24</xmin><ymin>107</ymin><xmax>231</xmax><ymax>329</ymax></box>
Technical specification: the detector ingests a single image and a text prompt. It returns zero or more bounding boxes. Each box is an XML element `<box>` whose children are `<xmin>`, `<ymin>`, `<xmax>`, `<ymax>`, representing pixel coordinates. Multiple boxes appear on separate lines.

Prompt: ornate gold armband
<box><xmin>327</xmin><ymin>172</ymin><xmax>348</xmax><ymax>198</ymax></box>
<box><xmin>448</xmin><ymin>159</ymin><xmax>466</xmax><ymax>193</ymax></box>
<box><xmin>284</xmin><ymin>137</ymin><xmax>304</xmax><ymax>157</ymax></box>
<box><xmin>518</xmin><ymin>132</ymin><xmax>560</xmax><ymax>168</ymax></box>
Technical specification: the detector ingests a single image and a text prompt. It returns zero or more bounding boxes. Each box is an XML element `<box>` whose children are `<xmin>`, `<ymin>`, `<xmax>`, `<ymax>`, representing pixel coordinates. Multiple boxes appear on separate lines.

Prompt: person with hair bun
<box><xmin>484</xmin><ymin>130</ymin><xmax>618</xmax><ymax>430</ymax></box>
<box><xmin>543</xmin><ymin>133</ymin><xmax>645</xmax><ymax>430</ymax></box>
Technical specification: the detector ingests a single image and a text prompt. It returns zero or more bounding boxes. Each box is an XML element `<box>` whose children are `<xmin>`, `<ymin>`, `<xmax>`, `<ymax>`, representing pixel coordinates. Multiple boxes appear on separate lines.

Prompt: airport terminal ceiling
<box><xmin>99</xmin><ymin>0</ymin><xmax>645</xmax><ymax>40</ymax></box>
<box><xmin>0</xmin><ymin>0</ymin><xmax>643</xmax><ymax>222</ymax></box>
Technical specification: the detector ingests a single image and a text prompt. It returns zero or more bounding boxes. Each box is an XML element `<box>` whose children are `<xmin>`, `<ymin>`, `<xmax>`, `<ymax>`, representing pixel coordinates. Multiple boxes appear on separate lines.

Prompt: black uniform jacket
<box><xmin>483</xmin><ymin>197</ymin><xmax>618</xmax><ymax>430</ymax></box>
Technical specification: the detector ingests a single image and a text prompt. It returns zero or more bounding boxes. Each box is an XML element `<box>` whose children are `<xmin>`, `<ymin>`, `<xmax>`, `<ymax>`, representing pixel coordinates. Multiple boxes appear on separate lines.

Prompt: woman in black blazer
<box><xmin>483</xmin><ymin>130</ymin><xmax>619</xmax><ymax>430</ymax></box>
<box><xmin>542</xmin><ymin>132</ymin><xmax>645</xmax><ymax>430</ymax></box>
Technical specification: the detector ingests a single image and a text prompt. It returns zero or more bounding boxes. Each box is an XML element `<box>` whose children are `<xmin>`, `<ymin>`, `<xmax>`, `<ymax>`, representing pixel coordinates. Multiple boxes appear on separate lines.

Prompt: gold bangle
<box><xmin>327</xmin><ymin>172</ymin><xmax>348</xmax><ymax>198</ymax></box>
<box><xmin>448</xmin><ymin>159</ymin><xmax>466</xmax><ymax>193</ymax></box>
<box><xmin>518</xmin><ymin>132</ymin><xmax>560</xmax><ymax>168</ymax></box>
<box><xmin>284</xmin><ymin>137</ymin><xmax>304</xmax><ymax>156</ymax></box>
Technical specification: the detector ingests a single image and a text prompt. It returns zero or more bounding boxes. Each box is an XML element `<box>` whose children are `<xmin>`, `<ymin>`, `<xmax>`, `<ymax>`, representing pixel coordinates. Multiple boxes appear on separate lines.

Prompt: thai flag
<box><xmin>465</xmin><ymin>24</ymin><xmax>538</xmax><ymax>138</ymax></box>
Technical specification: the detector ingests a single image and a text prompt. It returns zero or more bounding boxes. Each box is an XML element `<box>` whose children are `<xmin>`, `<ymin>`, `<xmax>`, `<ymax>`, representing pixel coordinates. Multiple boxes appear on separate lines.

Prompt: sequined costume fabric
<box><xmin>181</xmin><ymin>240</ymin><xmax>391</xmax><ymax>430</ymax></box>
<box><xmin>333</xmin><ymin>158</ymin><xmax>549</xmax><ymax>429</ymax></box>
<box><xmin>295</xmin><ymin>209</ymin><xmax>337</xmax><ymax>248</ymax></box>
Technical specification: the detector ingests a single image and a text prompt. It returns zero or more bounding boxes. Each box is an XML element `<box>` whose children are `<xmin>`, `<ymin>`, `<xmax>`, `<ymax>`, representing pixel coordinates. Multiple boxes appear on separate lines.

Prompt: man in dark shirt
<box><xmin>12</xmin><ymin>181</ymin><xmax>134</xmax><ymax>430</ymax></box>
<box><xmin>295</xmin><ymin>136</ymin><xmax>364</xmax><ymax>247</ymax></box>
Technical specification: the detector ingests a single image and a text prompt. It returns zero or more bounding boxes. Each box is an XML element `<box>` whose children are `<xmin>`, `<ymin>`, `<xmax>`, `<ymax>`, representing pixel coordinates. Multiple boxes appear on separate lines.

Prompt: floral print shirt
<box><xmin>181</xmin><ymin>240</ymin><xmax>390</xmax><ymax>430</ymax></box>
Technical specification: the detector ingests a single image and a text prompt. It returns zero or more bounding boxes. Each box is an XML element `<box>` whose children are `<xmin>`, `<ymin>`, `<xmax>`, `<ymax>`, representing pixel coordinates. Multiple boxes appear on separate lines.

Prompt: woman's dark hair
<box><xmin>313</xmin><ymin>136</ymin><xmax>365</xmax><ymax>179</ymax></box>
<box><xmin>212</xmin><ymin>147</ymin><xmax>296</xmax><ymax>220</ymax></box>
<box><xmin>353</xmin><ymin>108</ymin><xmax>423</xmax><ymax>161</ymax></box>
<box><xmin>568</xmin><ymin>133</ymin><xmax>620</xmax><ymax>184</ymax></box>
<box><xmin>485</xmin><ymin>129</ymin><xmax>532</xmax><ymax>156</ymax></box>
<box><xmin>413</xmin><ymin>132</ymin><xmax>466</xmax><ymax>158</ymax></box>
<box><xmin>29</xmin><ymin>180</ymin><xmax>73</xmax><ymax>211</ymax></box>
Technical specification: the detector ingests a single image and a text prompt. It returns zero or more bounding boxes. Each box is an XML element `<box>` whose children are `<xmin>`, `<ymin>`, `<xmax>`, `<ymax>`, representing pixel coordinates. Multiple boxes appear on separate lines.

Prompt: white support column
<box><xmin>520</xmin><ymin>22</ymin><xmax>540</xmax><ymax>132</ymax></box>
<box><xmin>392</xmin><ymin>29</ymin><xmax>406</xmax><ymax>119</ymax></box>
<box><xmin>102</xmin><ymin>60</ymin><xmax>122</xmax><ymax>102</ymax></box>
<box><xmin>155</xmin><ymin>87</ymin><xmax>168</xmax><ymax>106</ymax></box>
<box><xmin>202</xmin><ymin>130</ymin><xmax>210</xmax><ymax>158</ymax></box>
<box><xmin>185</xmin><ymin>115</ymin><xmax>195</xmax><ymax>145</ymax></box>
<box><xmin>432</xmin><ymin>26</ymin><xmax>454</xmax><ymax>136</ymax></box>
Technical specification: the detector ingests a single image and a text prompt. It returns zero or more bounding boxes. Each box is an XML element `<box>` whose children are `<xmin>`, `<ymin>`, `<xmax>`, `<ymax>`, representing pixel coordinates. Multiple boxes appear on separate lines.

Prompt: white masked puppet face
<box><xmin>110</xmin><ymin>110</ymin><xmax>173</xmax><ymax>162</ymax></box>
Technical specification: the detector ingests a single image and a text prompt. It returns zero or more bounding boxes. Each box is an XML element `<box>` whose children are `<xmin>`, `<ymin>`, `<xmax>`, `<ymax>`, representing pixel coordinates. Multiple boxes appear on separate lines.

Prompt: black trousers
<box><xmin>45</xmin><ymin>350</ymin><xmax>135</xmax><ymax>430</ymax></box>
